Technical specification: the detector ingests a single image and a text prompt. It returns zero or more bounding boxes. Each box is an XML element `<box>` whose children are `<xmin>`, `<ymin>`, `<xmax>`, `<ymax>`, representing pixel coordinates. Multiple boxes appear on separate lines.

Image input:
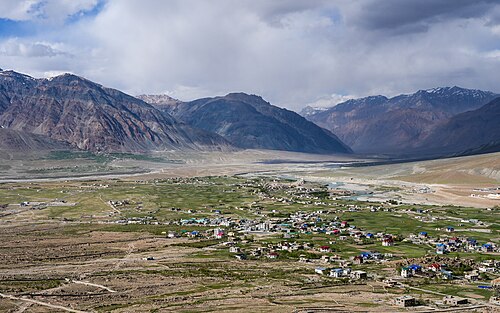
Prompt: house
<box><xmin>350</xmin><ymin>270</ymin><xmax>367</xmax><ymax>280</ymax></box>
<box><xmin>267</xmin><ymin>252</ymin><xmax>279</xmax><ymax>259</ymax></box>
<box><xmin>409</xmin><ymin>264</ymin><xmax>422</xmax><ymax>274</ymax></box>
<box><xmin>401</xmin><ymin>267</ymin><xmax>412</xmax><ymax>278</ymax></box>
<box><xmin>440</xmin><ymin>269</ymin><xmax>453</xmax><ymax>280</ymax></box>
<box><xmin>492</xmin><ymin>278</ymin><xmax>500</xmax><ymax>304</ymax></box>
<box><xmin>250</xmin><ymin>249</ymin><xmax>261</xmax><ymax>257</ymax></box>
<box><xmin>340</xmin><ymin>221</ymin><xmax>349</xmax><ymax>228</ymax></box>
<box><xmin>366</xmin><ymin>233</ymin><xmax>374</xmax><ymax>239</ymax></box>
<box><xmin>214</xmin><ymin>228</ymin><xmax>225</xmax><ymax>239</ymax></box>
<box><xmin>321</xmin><ymin>255</ymin><xmax>331</xmax><ymax>263</ymax></box>
<box><xmin>319</xmin><ymin>245</ymin><xmax>331</xmax><ymax>253</ymax></box>
<box><xmin>482</xmin><ymin>243</ymin><xmax>494</xmax><ymax>252</ymax></box>
<box><xmin>443</xmin><ymin>296</ymin><xmax>468</xmax><ymax>306</ymax></box>
<box><xmin>395</xmin><ymin>296</ymin><xmax>417</xmax><ymax>307</ymax></box>
<box><xmin>465</xmin><ymin>270</ymin><xmax>479</xmax><ymax>281</ymax></box>
<box><xmin>188</xmin><ymin>231</ymin><xmax>200</xmax><ymax>238</ymax></box>
<box><xmin>353</xmin><ymin>256</ymin><xmax>363</xmax><ymax>264</ymax></box>
<box><xmin>436</xmin><ymin>243</ymin><xmax>446</xmax><ymax>254</ymax></box>
<box><xmin>353</xmin><ymin>232</ymin><xmax>363</xmax><ymax>238</ymax></box>
<box><xmin>360</xmin><ymin>252</ymin><xmax>372</xmax><ymax>259</ymax></box>
<box><xmin>229</xmin><ymin>246</ymin><xmax>240</xmax><ymax>253</ymax></box>
<box><xmin>330</xmin><ymin>268</ymin><xmax>343</xmax><ymax>278</ymax></box>
<box><xmin>315</xmin><ymin>267</ymin><xmax>327</xmax><ymax>275</ymax></box>
<box><xmin>479</xmin><ymin>266</ymin><xmax>495</xmax><ymax>273</ymax></box>
<box><xmin>383</xmin><ymin>279</ymin><xmax>398</xmax><ymax>288</ymax></box>
<box><xmin>167</xmin><ymin>231</ymin><xmax>178</xmax><ymax>238</ymax></box>
<box><xmin>419</xmin><ymin>231</ymin><xmax>428</xmax><ymax>238</ymax></box>
<box><xmin>299</xmin><ymin>255</ymin><xmax>309</xmax><ymax>263</ymax></box>
<box><xmin>466</xmin><ymin>238</ymin><xmax>477</xmax><ymax>250</ymax></box>
<box><xmin>446</xmin><ymin>226</ymin><xmax>455</xmax><ymax>232</ymax></box>
<box><xmin>428</xmin><ymin>263</ymin><xmax>441</xmax><ymax>272</ymax></box>
<box><xmin>382</xmin><ymin>237</ymin><xmax>394</xmax><ymax>246</ymax></box>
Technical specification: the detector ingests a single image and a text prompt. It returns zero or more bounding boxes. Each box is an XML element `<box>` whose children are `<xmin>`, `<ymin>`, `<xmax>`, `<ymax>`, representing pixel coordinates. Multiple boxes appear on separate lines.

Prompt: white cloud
<box><xmin>0</xmin><ymin>39</ymin><xmax>67</xmax><ymax>57</ymax></box>
<box><xmin>0</xmin><ymin>0</ymin><xmax>38</xmax><ymax>21</ymax></box>
<box><xmin>0</xmin><ymin>0</ymin><xmax>98</xmax><ymax>23</ymax></box>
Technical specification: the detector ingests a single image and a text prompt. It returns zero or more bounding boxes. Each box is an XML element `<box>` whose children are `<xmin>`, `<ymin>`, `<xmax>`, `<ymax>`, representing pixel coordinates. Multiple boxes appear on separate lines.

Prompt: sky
<box><xmin>1</xmin><ymin>0</ymin><xmax>500</xmax><ymax>111</ymax></box>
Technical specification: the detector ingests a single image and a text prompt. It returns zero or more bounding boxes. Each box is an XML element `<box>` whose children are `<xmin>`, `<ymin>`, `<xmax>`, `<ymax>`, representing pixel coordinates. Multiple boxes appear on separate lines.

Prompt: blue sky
<box><xmin>0</xmin><ymin>0</ymin><xmax>105</xmax><ymax>37</ymax></box>
<box><xmin>0</xmin><ymin>0</ymin><xmax>500</xmax><ymax>110</ymax></box>
<box><xmin>0</xmin><ymin>19</ymin><xmax>36</xmax><ymax>38</ymax></box>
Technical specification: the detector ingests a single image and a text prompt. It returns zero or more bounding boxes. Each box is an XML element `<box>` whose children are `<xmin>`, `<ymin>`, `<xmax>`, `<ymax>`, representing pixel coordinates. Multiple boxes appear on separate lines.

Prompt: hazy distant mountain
<box><xmin>0</xmin><ymin>70</ymin><xmax>230</xmax><ymax>153</ymax></box>
<box><xmin>416</xmin><ymin>96</ymin><xmax>500</xmax><ymax>155</ymax></box>
<box><xmin>148</xmin><ymin>92</ymin><xmax>352</xmax><ymax>154</ymax></box>
<box><xmin>303</xmin><ymin>87</ymin><xmax>498</xmax><ymax>154</ymax></box>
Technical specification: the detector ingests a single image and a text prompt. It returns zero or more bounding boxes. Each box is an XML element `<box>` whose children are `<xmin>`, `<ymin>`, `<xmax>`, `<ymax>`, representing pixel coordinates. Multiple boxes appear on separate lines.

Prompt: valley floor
<box><xmin>0</xmin><ymin>150</ymin><xmax>498</xmax><ymax>312</ymax></box>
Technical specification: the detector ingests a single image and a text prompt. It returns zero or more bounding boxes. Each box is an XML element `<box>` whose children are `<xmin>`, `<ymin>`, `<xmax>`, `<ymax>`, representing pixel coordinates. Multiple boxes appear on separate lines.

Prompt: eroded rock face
<box><xmin>0</xmin><ymin>70</ymin><xmax>230</xmax><ymax>153</ymax></box>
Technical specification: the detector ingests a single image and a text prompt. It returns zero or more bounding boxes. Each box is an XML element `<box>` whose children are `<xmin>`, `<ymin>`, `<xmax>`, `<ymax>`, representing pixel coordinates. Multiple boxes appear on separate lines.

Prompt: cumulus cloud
<box><xmin>0</xmin><ymin>0</ymin><xmax>36</xmax><ymax>21</ymax></box>
<box><xmin>0</xmin><ymin>0</ymin><xmax>99</xmax><ymax>23</ymax></box>
<box><xmin>0</xmin><ymin>39</ymin><xmax>67</xmax><ymax>57</ymax></box>
<box><xmin>0</xmin><ymin>0</ymin><xmax>499</xmax><ymax>111</ymax></box>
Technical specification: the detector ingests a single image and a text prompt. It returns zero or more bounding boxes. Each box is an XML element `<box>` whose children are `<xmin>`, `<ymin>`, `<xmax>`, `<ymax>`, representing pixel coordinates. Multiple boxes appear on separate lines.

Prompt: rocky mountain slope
<box><xmin>0</xmin><ymin>69</ymin><xmax>230</xmax><ymax>153</ymax></box>
<box><xmin>0</xmin><ymin>127</ymin><xmax>70</xmax><ymax>152</ymax></box>
<box><xmin>416</xmin><ymin>96</ymin><xmax>500</xmax><ymax>155</ymax></box>
<box><xmin>137</xmin><ymin>94</ymin><xmax>183</xmax><ymax>109</ymax></box>
<box><xmin>145</xmin><ymin>92</ymin><xmax>352</xmax><ymax>154</ymax></box>
<box><xmin>303</xmin><ymin>87</ymin><xmax>498</xmax><ymax>154</ymax></box>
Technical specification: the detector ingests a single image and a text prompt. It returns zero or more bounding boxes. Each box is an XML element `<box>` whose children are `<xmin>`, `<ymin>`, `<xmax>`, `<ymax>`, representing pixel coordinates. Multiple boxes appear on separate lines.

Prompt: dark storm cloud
<box><xmin>352</xmin><ymin>0</ymin><xmax>499</xmax><ymax>34</ymax></box>
<box><xmin>243</xmin><ymin>0</ymin><xmax>333</xmax><ymax>24</ymax></box>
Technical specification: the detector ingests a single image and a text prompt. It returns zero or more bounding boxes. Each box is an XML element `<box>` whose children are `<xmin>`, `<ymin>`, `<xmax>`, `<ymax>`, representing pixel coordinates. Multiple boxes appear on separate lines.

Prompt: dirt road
<box><xmin>0</xmin><ymin>292</ymin><xmax>88</xmax><ymax>313</ymax></box>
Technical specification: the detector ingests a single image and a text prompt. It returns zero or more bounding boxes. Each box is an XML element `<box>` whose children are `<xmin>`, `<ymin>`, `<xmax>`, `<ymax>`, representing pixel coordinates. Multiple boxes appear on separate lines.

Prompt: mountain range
<box><xmin>139</xmin><ymin>93</ymin><xmax>352</xmax><ymax>154</ymax></box>
<box><xmin>301</xmin><ymin>87</ymin><xmax>499</xmax><ymax>156</ymax></box>
<box><xmin>416</xmin><ymin>96</ymin><xmax>500</xmax><ymax>155</ymax></box>
<box><xmin>1</xmin><ymin>68</ymin><xmax>498</xmax><ymax>158</ymax></box>
<box><xmin>0</xmin><ymin>69</ymin><xmax>350</xmax><ymax>155</ymax></box>
<box><xmin>0</xmin><ymin>69</ymin><xmax>232</xmax><ymax>153</ymax></box>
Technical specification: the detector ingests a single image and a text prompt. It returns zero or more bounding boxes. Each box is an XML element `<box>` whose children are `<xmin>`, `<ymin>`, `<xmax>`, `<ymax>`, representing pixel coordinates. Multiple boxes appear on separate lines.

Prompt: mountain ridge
<box><xmin>0</xmin><ymin>69</ymin><xmax>232</xmax><ymax>153</ymax></box>
<box><xmin>415</xmin><ymin>96</ymin><xmax>500</xmax><ymax>156</ymax></box>
<box><xmin>302</xmin><ymin>86</ymin><xmax>498</xmax><ymax>155</ymax></box>
<box><xmin>145</xmin><ymin>92</ymin><xmax>352</xmax><ymax>154</ymax></box>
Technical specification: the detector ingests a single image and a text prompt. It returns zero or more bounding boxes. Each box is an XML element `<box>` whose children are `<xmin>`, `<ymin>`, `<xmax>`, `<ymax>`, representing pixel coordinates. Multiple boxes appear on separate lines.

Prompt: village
<box><xmin>90</xmin><ymin>176</ymin><xmax>500</xmax><ymax>310</ymax></box>
<box><xmin>159</xmin><ymin>212</ymin><xmax>500</xmax><ymax>309</ymax></box>
<box><xmin>1</xmin><ymin>175</ymin><xmax>499</xmax><ymax>311</ymax></box>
